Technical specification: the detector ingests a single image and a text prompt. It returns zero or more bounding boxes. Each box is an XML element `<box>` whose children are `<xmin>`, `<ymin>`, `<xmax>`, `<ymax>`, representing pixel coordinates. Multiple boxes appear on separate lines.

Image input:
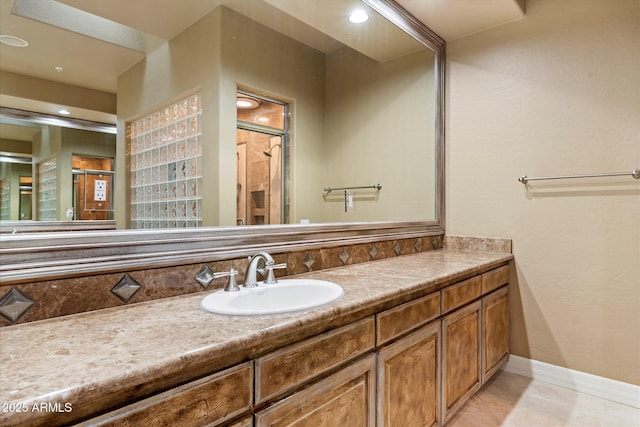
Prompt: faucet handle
<box><xmin>264</xmin><ymin>262</ymin><xmax>287</xmax><ymax>284</ymax></box>
<box><xmin>214</xmin><ymin>268</ymin><xmax>240</xmax><ymax>292</ymax></box>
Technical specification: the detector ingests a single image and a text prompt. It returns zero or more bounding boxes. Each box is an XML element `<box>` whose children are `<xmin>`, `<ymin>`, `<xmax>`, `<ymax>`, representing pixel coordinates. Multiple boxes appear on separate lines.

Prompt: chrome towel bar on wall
<box><xmin>518</xmin><ymin>169</ymin><xmax>640</xmax><ymax>184</ymax></box>
<box><xmin>324</xmin><ymin>184</ymin><xmax>382</xmax><ymax>193</ymax></box>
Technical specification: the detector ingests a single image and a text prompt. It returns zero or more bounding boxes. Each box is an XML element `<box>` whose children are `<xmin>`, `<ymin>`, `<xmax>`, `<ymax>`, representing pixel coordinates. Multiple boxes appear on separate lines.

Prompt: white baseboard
<box><xmin>505</xmin><ymin>355</ymin><xmax>640</xmax><ymax>409</ymax></box>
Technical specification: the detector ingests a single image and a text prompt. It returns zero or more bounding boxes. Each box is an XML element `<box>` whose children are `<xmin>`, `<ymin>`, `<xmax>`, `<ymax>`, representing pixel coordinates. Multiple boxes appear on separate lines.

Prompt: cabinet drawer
<box><xmin>377</xmin><ymin>292</ymin><xmax>440</xmax><ymax>345</ymax></box>
<box><xmin>482</xmin><ymin>266</ymin><xmax>509</xmax><ymax>295</ymax></box>
<box><xmin>256</xmin><ymin>354</ymin><xmax>376</xmax><ymax>427</ymax></box>
<box><xmin>441</xmin><ymin>276</ymin><xmax>481</xmax><ymax>314</ymax></box>
<box><xmin>255</xmin><ymin>317</ymin><xmax>375</xmax><ymax>404</ymax></box>
<box><xmin>79</xmin><ymin>362</ymin><xmax>253</xmax><ymax>427</ymax></box>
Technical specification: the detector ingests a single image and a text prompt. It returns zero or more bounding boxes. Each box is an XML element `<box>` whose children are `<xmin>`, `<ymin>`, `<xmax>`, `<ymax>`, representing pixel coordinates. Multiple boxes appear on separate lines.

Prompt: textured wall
<box><xmin>446</xmin><ymin>0</ymin><xmax>639</xmax><ymax>384</ymax></box>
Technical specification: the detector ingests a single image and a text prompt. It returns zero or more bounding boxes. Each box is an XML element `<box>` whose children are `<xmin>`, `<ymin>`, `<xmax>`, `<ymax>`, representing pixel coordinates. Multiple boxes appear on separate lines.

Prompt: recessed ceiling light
<box><xmin>55</xmin><ymin>66</ymin><xmax>64</xmax><ymax>72</ymax></box>
<box><xmin>237</xmin><ymin>96</ymin><xmax>260</xmax><ymax>109</ymax></box>
<box><xmin>58</xmin><ymin>109</ymin><xmax>71</xmax><ymax>115</ymax></box>
<box><xmin>0</xmin><ymin>35</ymin><xmax>29</xmax><ymax>47</ymax></box>
<box><xmin>349</xmin><ymin>9</ymin><xmax>369</xmax><ymax>24</ymax></box>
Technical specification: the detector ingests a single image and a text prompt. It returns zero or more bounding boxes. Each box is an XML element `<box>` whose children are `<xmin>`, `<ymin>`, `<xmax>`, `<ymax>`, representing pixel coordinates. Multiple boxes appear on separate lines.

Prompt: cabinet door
<box><xmin>255</xmin><ymin>354</ymin><xmax>376</xmax><ymax>427</ymax></box>
<box><xmin>482</xmin><ymin>286</ymin><xmax>509</xmax><ymax>384</ymax></box>
<box><xmin>442</xmin><ymin>301</ymin><xmax>481</xmax><ymax>423</ymax></box>
<box><xmin>78</xmin><ymin>362</ymin><xmax>253</xmax><ymax>427</ymax></box>
<box><xmin>377</xmin><ymin>321</ymin><xmax>440</xmax><ymax>427</ymax></box>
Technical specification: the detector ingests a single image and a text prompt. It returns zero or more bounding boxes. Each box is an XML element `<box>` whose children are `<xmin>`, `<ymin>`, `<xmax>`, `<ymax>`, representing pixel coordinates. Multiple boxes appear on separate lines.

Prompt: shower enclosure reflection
<box><xmin>236</xmin><ymin>92</ymin><xmax>288</xmax><ymax>225</ymax></box>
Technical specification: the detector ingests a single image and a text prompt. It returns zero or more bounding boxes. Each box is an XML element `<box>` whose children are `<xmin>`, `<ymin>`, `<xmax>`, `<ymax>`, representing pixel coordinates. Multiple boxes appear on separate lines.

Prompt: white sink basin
<box><xmin>201</xmin><ymin>279</ymin><xmax>343</xmax><ymax>316</ymax></box>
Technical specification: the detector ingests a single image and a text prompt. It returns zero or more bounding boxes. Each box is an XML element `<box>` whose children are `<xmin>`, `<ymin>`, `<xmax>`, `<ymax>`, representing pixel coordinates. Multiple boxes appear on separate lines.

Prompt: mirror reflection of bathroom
<box><xmin>1</xmin><ymin>112</ymin><xmax>116</xmax><ymax>222</ymax></box>
<box><xmin>236</xmin><ymin>91</ymin><xmax>288</xmax><ymax>225</ymax></box>
<box><xmin>0</xmin><ymin>157</ymin><xmax>32</xmax><ymax>221</ymax></box>
<box><xmin>18</xmin><ymin>176</ymin><xmax>32</xmax><ymax>220</ymax></box>
<box><xmin>71</xmin><ymin>155</ymin><xmax>114</xmax><ymax>221</ymax></box>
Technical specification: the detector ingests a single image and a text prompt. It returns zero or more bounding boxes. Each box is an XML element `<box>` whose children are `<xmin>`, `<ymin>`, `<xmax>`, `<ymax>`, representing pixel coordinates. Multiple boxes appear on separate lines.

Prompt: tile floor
<box><xmin>447</xmin><ymin>371</ymin><xmax>640</xmax><ymax>426</ymax></box>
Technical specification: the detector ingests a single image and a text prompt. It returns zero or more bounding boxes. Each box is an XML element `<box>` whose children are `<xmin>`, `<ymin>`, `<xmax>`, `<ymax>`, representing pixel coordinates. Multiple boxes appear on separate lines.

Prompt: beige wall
<box><xmin>0</xmin><ymin>161</ymin><xmax>31</xmax><ymax>220</ymax></box>
<box><xmin>219</xmin><ymin>8</ymin><xmax>326</xmax><ymax>224</ymax></box>
<box><xmin>117</xmin><ymin>8</ymin><xmax>222</xmax><ymax>227</ymax></box>
<box><xmin>447</xmin><ymin>0</ymin><xmax>639</xmax><ymax>384</ymax></box>
<box><xmin>324</xmin><ymin>47</ymin><xmax>436</xmax><ymax>222</ymax></box>
<box><xmin>117</xmin><ymin>5</ymin><xmax>439</xmax><ymax>226</ymax></box>
<box><xmin>0</xmin><ymin>71</ymin><xmax>116</xmax><ymax>116</ymax></box>
<box><xmin>117</xmin><ymin>7</ymin><xmax>326</xmax><ymax>226</ymax></box>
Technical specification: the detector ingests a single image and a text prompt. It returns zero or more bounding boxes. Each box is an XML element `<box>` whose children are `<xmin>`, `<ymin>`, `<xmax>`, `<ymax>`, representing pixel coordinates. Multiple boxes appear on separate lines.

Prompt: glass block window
<box><xmin>0</xmin><ymin>178</ymin><xmax>10</xmax><ymax>220</ymax></box>
<box><xmin>37</xmin><ymin>157</ymin><xmax>57</xmax><ymax>220</ymax></box>
<box><xmin>129</xmin><ymin>93</ymin><xmax>202</xmax><ymax>229</ymax></box>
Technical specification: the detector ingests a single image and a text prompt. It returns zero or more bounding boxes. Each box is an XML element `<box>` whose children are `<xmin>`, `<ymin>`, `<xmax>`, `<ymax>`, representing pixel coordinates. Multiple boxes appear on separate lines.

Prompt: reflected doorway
<box><xmin>19</xmin><ymin>176</ymin><xmax>32</xmax><ymax>220</ymax></box>
<box><xmin>71</xmin><ymin>155</ymin><xmax>114</xmax><ymax>220</ymax></box>
<box><xmin>236</xmin><ymin>91</ymin><xmax>288</xmax><ymax>225</ymax></box>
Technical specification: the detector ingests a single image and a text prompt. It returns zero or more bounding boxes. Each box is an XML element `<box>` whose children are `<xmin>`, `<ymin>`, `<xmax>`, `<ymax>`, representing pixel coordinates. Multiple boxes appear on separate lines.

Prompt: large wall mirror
<box><xmin>117</xmin><ymin>0</ymin><xmax>444</xmax><ymax>230</ymax></box>
<box><xmin>0</xmin><ymin>109</ymin><xmax>117</xmax><ymax>230</ymax></box>
<box><xmin>1</xmin><ymin>0</ymin><xmax>444</xmax><ymax>279</ymax></box>
<box><xmin>1</xmin><ymin>0</ymin><xmax>443</xmax><ymax>229</ymax></box>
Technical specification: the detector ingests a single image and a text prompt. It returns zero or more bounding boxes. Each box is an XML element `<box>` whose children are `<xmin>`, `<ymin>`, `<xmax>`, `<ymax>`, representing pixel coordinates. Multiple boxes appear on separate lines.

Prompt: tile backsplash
<box><xmin>0</xmin><ymin>235</ymin><xmax>444</xmax><ymax>326</ymax></box>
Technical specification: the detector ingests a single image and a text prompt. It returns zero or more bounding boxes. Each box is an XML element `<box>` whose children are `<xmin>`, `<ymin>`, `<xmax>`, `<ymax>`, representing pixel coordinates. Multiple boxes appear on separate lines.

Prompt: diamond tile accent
<box><xmin>369</xmin><ymin>245</ymin><xmax>378</xmax><ymax>259</ymax></box>
<box><xmin>195</xmin><ymin>265</ymin><xmax>214</xmax><ymax>288</ymax></box>
<box><xmin>432</xmin><ymin>237</ymin><xmax>439</xmax><ymax>249</ymax></box>
<box><xmin>0</xmin><ymin>287</ymin><xmax>35</xmax><ymax>322</ymax></box>
<box><xmin>414</xmin><ymin>239</ymin><xmax>422</xmax><ymax>252</ymax></box>
<box><xmin>339</xmin><ymin>249</ymin><xmax>350</xmax><ymax>265</ymax></box>
<box><xmin>303</xmin><ymin>253</ymin><xmax>316</xmax><ymax>271</ymax></box>
<box><xmin>111</xmin><ymin>274</ymin><xmax>142</xmax><ymax>303</ymax></box>
<box><xmin>393</xmin><ymin>242</ymin><xmax>402</xmax><ymax>255</ymax></box>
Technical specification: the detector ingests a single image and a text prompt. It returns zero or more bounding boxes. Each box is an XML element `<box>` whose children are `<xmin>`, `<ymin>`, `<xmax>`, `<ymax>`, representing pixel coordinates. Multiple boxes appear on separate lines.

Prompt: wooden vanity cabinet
<box><xmin>75</xmin><ymin>264</ymin><xmax>509</xmax><ymax>427</ymax></box>
<box><xmin>482</xmin><ymin>286</ymin><xmax>509</xmax><ymax>384</ymax></box>
<box><xmin>377</xmin><ymin>321</ymin><xmax>441</xmax><ymax>427</ymax></box>
<box><xmin>78</xmin><ymin>362</ymin><xmax>253</xmax><ymax>427</ymax></box>
<box><xmin>481</xmin><ymin>265</ymin><xmax>510</xmax><ymax>384</ymax></box>
<box><xmin>254</xmin><ymin>317</ymin><xmax>376</xmax><ymax>426</ymax></box>
<box><xmin>441</xmin><ymin>266</ymin><xmax>510</xmax><ymax>423</ymax></box>
<box><xmin>256</xmin><ymin>265</ymin><xmax>508</xmax><ymax>427</ymax></box>
<box><xmin>254</xmin><ymin>317</ymin><xmax>375</xmax><ymax>405</ymax></box>
<box><xmin>375</xmin><ymin>292</ymin><xmax>441</xmax><ymax>427</ymax></box>
<box><xmin>255</xmin><ymin>354</ymin><xmax>377</xmax><ymax>426</ymax></box>
<box><xmin>441</xmin><ymin>300</ymin><xmax>482</xmax><ymax>423</ymax></box>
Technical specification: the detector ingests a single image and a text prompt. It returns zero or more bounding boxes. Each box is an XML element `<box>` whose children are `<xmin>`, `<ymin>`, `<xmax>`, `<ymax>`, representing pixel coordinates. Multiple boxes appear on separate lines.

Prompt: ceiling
<box><xmin>0</xmin><ymin>0</ymin><xmax>525</xmax><ymax>127</ymax></box>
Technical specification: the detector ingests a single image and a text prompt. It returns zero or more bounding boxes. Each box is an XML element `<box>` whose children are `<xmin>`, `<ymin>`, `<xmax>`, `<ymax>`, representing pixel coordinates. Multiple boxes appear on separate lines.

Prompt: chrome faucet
<box><xmin>243</xmin><ymin>252</ymin><xmax>287</xmax><ymax>287</ymax></box>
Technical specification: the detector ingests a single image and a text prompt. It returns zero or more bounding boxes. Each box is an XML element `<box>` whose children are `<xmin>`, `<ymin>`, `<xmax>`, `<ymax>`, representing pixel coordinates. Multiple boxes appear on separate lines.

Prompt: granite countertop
<box><xmin>0</xmin><ymin>249</ymin><xmax>512</xmax><ymax>426</ymax></box>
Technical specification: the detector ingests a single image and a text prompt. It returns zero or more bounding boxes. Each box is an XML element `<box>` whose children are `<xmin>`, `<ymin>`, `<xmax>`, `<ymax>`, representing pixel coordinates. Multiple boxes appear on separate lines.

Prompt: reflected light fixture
<box><xmin>349</xmin><ymin>9</ymin><xmax>369</xmax><ymax>23</ymax></box>
<box><xmin>237</xmin><ymin>96</ymin><xmax>260</xmax><ymax>109</ymax></box>
<box><xmin>0</xmin><ymin>34</ymin><xmax>29</xmax><ymax>47</ymax></box>
<box><xmin>58</xmin><ymin>109</ymin><xmax>71</xmax><ymax>115</ymax></box>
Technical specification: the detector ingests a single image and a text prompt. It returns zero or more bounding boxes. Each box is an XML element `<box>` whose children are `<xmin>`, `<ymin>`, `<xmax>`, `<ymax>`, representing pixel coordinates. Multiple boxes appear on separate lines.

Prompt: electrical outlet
<box><xmin>94</xmin><ymin>180</ymin><xmax>107</xmax><ymax>201</ymax></box>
